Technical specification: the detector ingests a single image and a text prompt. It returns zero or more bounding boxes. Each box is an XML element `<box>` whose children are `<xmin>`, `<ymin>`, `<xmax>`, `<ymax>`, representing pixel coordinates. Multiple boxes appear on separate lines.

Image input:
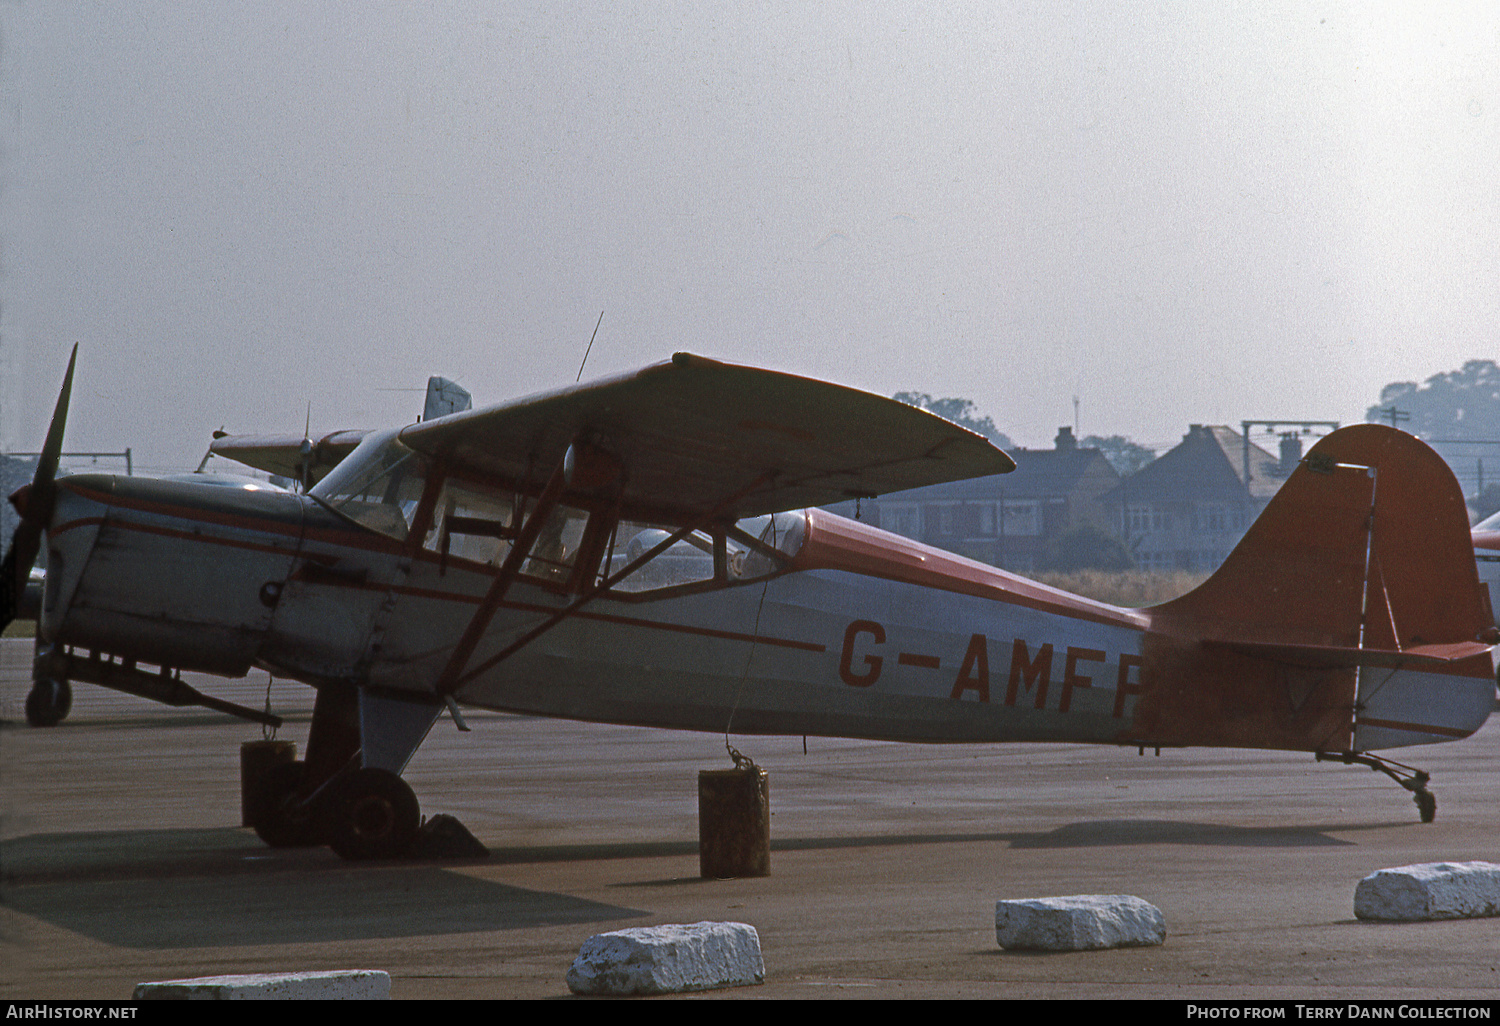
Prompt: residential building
<box><xmin>1103</xmin><ymin>424</ymin><xmax>1288</xmax><ymax>572</ymax></box>
<box><xmin>829</xmin><ymin>427</ymin><xmax>1120</xmax><ymax>572</ymax></box>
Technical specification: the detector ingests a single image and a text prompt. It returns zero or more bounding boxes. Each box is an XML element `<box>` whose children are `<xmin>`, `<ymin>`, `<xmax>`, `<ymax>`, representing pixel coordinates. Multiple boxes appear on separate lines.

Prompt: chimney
<box><xmin>1279</xmin><ymin>433</ymin><xmax>1303</xmax><ymax>475</ymax></box>
<box><xmin>1054</xmin><ymin>426</ymin><xmax>1077</xmax><ymax>452</ymax></box>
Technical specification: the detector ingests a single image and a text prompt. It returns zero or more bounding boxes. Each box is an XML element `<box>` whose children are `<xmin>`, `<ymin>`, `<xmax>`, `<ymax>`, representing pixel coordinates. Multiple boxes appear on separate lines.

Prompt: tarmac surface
<box><xmin>2</xmin><ymin>636</ymin><xmax>1498</xmax><ymax>1001</ymax></box>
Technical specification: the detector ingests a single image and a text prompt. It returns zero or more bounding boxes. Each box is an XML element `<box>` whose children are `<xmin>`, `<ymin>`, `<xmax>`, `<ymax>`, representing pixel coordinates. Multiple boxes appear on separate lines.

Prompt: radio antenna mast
<box><xmin>576</xmin><ymin>310</ymin><xmax>605</xmax><ymax>382</ymax></box>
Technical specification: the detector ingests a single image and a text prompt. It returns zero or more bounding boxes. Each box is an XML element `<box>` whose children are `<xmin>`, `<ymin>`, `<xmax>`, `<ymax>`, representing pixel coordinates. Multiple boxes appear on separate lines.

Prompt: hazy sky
<box><xmin>3</xmin><ymin>3</ymin><xmax>1497</xmax><ymax>475</ymax></box>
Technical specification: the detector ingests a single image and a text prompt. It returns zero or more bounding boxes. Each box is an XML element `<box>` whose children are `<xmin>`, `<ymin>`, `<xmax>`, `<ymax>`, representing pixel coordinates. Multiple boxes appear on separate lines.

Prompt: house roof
<box><xmin>1102</xmin><ymin>425</ymin><xmax>1282</xmax><ymax>505</ymax></box>
<box><xmin>874</xmin><ymin>428</ymin><xmax>1118</xmax><ymax>503</ymax></box>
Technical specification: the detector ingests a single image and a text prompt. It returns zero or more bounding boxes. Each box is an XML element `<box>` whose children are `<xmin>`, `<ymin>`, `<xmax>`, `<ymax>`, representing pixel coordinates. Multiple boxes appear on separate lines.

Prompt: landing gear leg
<box><xmin>251</xmin><ymin>760</ymin><xmax>325</xmax><ymax>848</ymax></box>
<box><xmin>247</xmin><ymin>684</ymin><xmax>359</xmax><ymax>850</ymax></box>
<box><xmin>26</xmin><ymin>639</ymin><xmax>71</xmax><ymax>727</ymax></box>
<box><xmin>25</xmin><ymin>677</ymin><xmax>71</xmax><ymax>727</ymax></box>
<box><xmin>246</xmin><ymin>683</ymin><xmax>444</xmax><ymax>861</ymax></box>
<box><xmin>320</xmin><ymin>690</ymin><xmax>440</xmax><ymax>860</ymax></box>
<box><xmin>1317</xmin><ymin>750</ymin><xmax>1436</xmax><ymax>823</ymax></box>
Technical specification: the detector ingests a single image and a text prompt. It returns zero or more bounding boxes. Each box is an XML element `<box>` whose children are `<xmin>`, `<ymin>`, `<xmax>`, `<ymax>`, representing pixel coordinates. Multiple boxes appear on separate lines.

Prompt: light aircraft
<box><xmin>3</xmin><ymin>348</ymin><xmax>1496</xmax><ymax>859</ymax></box>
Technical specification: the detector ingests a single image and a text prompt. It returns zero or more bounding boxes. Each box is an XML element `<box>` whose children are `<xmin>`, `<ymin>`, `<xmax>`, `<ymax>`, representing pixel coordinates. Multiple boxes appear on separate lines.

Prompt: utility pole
<box><xmin>1428</xmin><ymin>439</ymin><xmax>1500</xmax><ymax>505</ymax></box>
<box><xmin>8</xmin><ymin>448</ymin><xmax>132</xmax><ymax>476</ymax></box>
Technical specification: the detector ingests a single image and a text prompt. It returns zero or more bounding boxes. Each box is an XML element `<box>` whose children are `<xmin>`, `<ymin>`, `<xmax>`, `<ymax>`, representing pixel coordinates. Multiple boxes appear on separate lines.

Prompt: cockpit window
<box><xmin>423</xmin><ymin>477</ymin><xmax>518</xmax><ymax>566</ymax></box>
<box><xmin>310</xmin><ymin>429</ymin><xmax>427</xmax><ymax>540</ymax></box>
<box><xmin>312</xmin><ymin>431</ymin><xmax>810</xmax><ymax>595</ymax></box>
<box><xmin>522</xmin><ymin>503</ymin><xmax>592</xmax><ymax>582</ymax></box>
<box><xmin>738</xmin><ymin>512</ymin><xmax>806</xmax><ymax>578</ymax></box>
<box><xmin>606</xmin><ymin>525</ymin><xmax>719</xmax><ymax>592</ymax></box>
<box><xmin>603</xmin><ymin>511</ymin><xmax>806</xmax><ymax>595</ymax></box>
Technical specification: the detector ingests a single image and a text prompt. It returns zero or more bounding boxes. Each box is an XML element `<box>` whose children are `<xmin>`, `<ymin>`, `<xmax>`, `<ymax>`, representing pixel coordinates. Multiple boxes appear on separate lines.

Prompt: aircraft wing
<box><xmin>208</xmin><ymin>430</ymin><xmax>369</xmax><ymax>484</ymax></box>
<box><xmin>209</xmin><ymin>376</ymin><xmax>469</xmax><ymax>483</ymax></box>
<box><xmin>399</xmin><ymin>353</ymin><xmax>1015</xmax><ymax>521</ymax></box>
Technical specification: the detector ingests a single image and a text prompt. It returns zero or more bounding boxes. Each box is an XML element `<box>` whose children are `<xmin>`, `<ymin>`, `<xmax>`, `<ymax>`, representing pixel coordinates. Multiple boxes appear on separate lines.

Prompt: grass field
<box><xmin>1029</xmin><ymin>569</ymin><xmax>1209</xmax><ymax>607</ymax></box>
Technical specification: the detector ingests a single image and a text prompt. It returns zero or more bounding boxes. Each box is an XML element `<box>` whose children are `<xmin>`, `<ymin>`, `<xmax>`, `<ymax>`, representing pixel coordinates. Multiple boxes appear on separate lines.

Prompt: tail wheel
<box><xmin>1415</xmin><ymin>789</ymin><xmax>1437</xmax><ymax>824</ymax></box>
<box><xmin>327</xmin><ymin>767</ymin><xmax>420</xmax><ymax>861</ymax></box>
<box><xmin>25</xmin><ymin>678</ymin><xmax>72</xmax><ymax>727</ymax></box>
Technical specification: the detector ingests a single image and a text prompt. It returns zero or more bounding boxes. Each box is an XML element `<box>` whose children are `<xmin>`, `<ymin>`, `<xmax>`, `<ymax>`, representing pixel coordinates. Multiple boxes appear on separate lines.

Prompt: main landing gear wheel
<box><xmin>25</xmin><ymin>677</ymin><xmax>71</xmax><ymax>727</ymax></box>
<box><xmin>250</xmin><ymin>761</ymin><xmax>325</xmax><ymax>848</ymax></box>
<box><xmin>327</xmin><ymin>767</ymin><xmax>420</xmax><ymax>861</ymax></box>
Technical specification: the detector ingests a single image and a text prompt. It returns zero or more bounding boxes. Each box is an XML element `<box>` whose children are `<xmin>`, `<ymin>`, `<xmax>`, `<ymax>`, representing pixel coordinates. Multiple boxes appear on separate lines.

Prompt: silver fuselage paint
<box><xmin>44</xmin><ymin>475</ymin><xmax>303</xmax><ymax>675</ymax></box>
<box><xmin>443</xmin><ymin>569</ymin><xmax>1146</xmax><ymax>744</ymax></box>
<box><xmin>41</xmin><ymin>471</ymin><xmax>1148</xmax><ymax>743</ymax></box>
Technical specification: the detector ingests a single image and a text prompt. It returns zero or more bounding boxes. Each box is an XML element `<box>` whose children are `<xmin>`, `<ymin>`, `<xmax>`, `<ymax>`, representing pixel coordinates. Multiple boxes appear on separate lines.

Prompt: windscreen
<box><xmin>310</xmin><ymin>429</ymin><xmax>427</xmax><ymax>540</ymax></box>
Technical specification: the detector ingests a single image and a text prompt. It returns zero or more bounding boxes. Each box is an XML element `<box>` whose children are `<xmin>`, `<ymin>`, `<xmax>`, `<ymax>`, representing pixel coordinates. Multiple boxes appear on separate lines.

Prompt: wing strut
<box><xmin>441</xmin><ymin>472</ymin><xmax>771</xmax><ymax>696</ymax></box>
<box><xmin>431</xmin><ymin>451</ymin><xmax>572</xmax><ymax>698</ymax></box>
<box><xmin>431</xmin><ymin>438</ymin><xmax>772</xmax><ymax>699</ymax></box>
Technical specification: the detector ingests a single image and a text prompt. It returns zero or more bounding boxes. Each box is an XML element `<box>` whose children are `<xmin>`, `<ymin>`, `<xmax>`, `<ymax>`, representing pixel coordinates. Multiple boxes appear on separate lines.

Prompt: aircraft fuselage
<box><xmin>41</xmin><ymin>431</ymin><xmax>1495</xmax><ymax>762</ymax></box>
<box><xmin>43</xmin><ymin>470</ymin><xmax>1154</xmax><ymax>746</ymax></box>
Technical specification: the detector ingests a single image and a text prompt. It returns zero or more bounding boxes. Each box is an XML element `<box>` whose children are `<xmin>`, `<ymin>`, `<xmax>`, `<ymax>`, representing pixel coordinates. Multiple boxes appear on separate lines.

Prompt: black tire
<box><xmin>25</xmin><ymin>678</ymin><xmax>71</xmax><ymax>727</ymax></box>
<box><xmin>251</xmin><ymin>761</ymin><xmax>324</xmax><ymax>848</ymax></box>
<box><xmin>1416</xmin><ymin>790</ymin><xmax>1437</xmax><ymax>824</ymax></box>
<box><xmin>326</xmin><ymin>767</ymin><xmax>420</xmax><ymax>861</ymax></box>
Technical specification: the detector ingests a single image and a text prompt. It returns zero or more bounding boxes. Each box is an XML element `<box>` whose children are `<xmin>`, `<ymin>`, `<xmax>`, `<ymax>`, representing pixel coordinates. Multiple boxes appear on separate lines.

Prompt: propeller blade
<box><xmin>0</xmin><ymin>521</ymin><xmax>43</xmax><ymax>630</ymax></box>
<box><xmin>30</xmin><ymin>344</ymin><xmax>79</xmax><ymax>523</ymax></box>
<box><xmin>1</xmin><ymin>345</ymin><xmax>78</xmax><ymax>631</ymax></box>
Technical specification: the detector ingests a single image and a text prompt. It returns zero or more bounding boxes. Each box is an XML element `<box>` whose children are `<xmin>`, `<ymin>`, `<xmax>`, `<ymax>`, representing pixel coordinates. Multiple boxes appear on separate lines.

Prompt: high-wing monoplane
<box><xmin>4</xmin><ymin>348</ymin><xmax>1495</xmax><ymax>859</ymax></box>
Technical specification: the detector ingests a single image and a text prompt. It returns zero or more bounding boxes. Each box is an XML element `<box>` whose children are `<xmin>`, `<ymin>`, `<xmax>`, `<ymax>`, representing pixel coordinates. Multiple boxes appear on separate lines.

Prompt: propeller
<box><xmin>1</xmin><ymin>345</ymin><xmax>78</xmax><ymax>632</ymax></box>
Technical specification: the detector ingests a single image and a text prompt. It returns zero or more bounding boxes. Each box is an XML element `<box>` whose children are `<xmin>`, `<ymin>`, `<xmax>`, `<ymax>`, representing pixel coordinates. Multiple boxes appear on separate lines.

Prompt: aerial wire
<box><xmin>723</xmin><ymin>576</ymin><xmax>771</xmax><ymax>772</ymax></box>
<box><xmin>262</xmin><ymin>671</ymin><xmax>278</xmax><ymax>741</ymax></box>
<box><xmin>723</xmin><ymin>518</ymin><xmax>778</xmax><ymax>771</ymax></box>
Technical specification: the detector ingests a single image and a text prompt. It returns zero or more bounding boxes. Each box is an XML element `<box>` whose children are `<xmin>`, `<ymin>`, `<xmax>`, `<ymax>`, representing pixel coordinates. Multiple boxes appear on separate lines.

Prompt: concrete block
<box><xmin>1354</xmin><ymin>861</ymin><xmax>1500</xmax><ymax>921</ymax></box>
<box><xmin>133</xmin><ymin>970</ymin><xmax>391</xmax><ymax>1000</ymax></box>
<box><xmin>566</xmin><ymin>921</ymin><xmax>765</xmax><ymax>995</ymax></box>
<box><xmin>995</xmin><ymin>894</ymin><xmax>1166</xmax><ymax>951</ymax></box>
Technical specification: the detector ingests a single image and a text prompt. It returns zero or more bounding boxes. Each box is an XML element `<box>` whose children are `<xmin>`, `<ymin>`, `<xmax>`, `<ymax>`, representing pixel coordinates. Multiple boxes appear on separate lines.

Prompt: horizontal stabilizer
<box><xmin>1207</xmin><ymin>638</ymin><xmax>1495</xmax><ymax>670</ymax></box>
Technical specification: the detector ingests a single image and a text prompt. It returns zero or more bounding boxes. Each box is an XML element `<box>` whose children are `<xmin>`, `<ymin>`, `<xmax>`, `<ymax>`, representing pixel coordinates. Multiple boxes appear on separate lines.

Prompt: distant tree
<box><xmin>1038</xmin><ymin>524</ymin><xmax>1135</xmax><ymax>572</ymax></box>
<box><xmin>893</xmin><ymin>392</ymin><xmax>1014</xmax><ymax>449</ymax></box>
<box><xmin>1366</xmin><ymin>359</ymin><xmax>1500</xmax><ymax>440</ymax></box>
<box><xmin>1081</xmin><ymin>434</ymin><xmax>1156</xmax><ymax>475</ymax></box>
